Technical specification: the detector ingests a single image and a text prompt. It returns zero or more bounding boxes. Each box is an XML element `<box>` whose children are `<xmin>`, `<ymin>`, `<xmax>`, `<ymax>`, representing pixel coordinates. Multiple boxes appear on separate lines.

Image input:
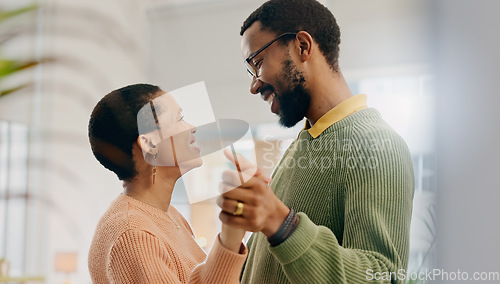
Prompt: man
<box><xmin>217</xmin><ymin>0</ymin><xmax>414</xmax><ymax>283</ymax></box>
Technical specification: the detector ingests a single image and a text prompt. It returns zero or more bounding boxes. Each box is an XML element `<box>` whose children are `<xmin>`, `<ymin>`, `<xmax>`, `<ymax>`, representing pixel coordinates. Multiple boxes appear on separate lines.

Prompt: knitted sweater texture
<box><xmin>241</xmin><ymin>108</ymin><xmax>414</xmax><ymax>284</ymax></box>
<box><xmin>88</xmin><ymin>194</ymin><xmax>247</xmax><ymax>283</ymax></box>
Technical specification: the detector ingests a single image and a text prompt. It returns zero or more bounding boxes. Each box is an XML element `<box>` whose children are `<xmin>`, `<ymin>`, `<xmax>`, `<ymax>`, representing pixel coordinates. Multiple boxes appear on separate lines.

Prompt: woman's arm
<box><xmin>219</xmin><ymin>224</ymin><xmax>246</xmax><ymax>252</ymax></box>
<box><xmin>108</xmin><ymin>229</ymin><xmax>247</xmax><ymax>284</ymax></box>
<box><xmin>190</xmin><ymin>228</ymin><xmax>248</xmax><ymax>283</ymax></box>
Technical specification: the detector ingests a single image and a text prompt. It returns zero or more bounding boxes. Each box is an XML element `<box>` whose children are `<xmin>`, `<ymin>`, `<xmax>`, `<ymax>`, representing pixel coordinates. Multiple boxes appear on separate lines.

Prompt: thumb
<box><xmin>254</xmin><ymin>168</ymin><xmax>272</xmax><ymax>184</ymax></box>
<box><xmin>223</xmin><ymin>148</ymin><xmax>271</xmax><ymax>183</ymax></box>
<box><xmin>223</xmin><ymin>148</ymin><xmax>258</xmax><ymax>184</ymax></box>
<box><xmin>223</xmin><ymin>148</ymin><xmax>255</xmax><ymax>171</ymax></box>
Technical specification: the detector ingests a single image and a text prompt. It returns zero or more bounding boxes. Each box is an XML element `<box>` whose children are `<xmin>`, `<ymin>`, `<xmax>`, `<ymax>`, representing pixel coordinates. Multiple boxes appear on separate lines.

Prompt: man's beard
<box><xmin>275</xmin><ymin>58</ymin><xmax>311</xmax><ymax>128</ymax></box>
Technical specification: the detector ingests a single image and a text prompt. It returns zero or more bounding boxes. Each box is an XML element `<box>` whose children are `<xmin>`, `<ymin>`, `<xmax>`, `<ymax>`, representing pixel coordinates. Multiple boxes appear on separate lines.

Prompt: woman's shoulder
<box><xmin>168</xmin><ymin>206</ymin><xmax>191</xmax><ymax>230</ymax></box>
<box><xmin>92</xmin><ymin>195</ymin><xmax>134</xmax><ymax>239</ymax></box>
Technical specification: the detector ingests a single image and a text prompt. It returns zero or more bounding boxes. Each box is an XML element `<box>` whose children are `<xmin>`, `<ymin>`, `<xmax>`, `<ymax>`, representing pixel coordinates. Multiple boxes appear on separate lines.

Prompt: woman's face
<box><xmin>149</xmin><ymin>92</ymin><xmax>203</xmax><ymax>173</ymax></box>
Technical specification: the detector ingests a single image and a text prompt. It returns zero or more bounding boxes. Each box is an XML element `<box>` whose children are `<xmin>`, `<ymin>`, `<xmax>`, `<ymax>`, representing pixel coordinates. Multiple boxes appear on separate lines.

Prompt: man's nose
<box><xmin>249</xmin><ymin>76</ymin><xmax>264</xmax><ymax>95</ymax></box>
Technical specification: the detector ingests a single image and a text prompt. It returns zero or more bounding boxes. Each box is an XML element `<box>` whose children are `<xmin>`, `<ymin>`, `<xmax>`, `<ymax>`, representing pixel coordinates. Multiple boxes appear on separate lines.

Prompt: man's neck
<box><xmin>306</xmin><ymin>70</ymin><xmax>353</xmax><ymax>126</ymax></box>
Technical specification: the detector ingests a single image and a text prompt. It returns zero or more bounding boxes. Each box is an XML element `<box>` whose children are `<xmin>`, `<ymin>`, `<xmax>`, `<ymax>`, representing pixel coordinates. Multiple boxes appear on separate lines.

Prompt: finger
<box><xmin>221</xmin><ymin>170</ymin><xmax>242</xmax><ymax>187</ymax></box>
<box><xmin>219</xmin><ymin>185</ymin><xmax>258</xmax><ymax>205</ymax></box>
<box><xmin>222</xmin><ymin>169</ymin><xmax>269</xmax><ymax>192</ymax></box>
<box><xmin>219</xmin><ymin>211</ymin><xmax>257</xmax><ymax>231</ymax></box>
<box><xmin>219</xmin><ymin>211</ymin><xmax>261</xmax><ymax>233</ymax></box>
<box><xmin>223</xmin><ymin>148</ymin><xmax>258</xmax><ymax>174</ymax></box>
<box><xmin>221</xmin><ymin>169</ymin><xmax>257</xmax><ymax>187</ymax></box>
<box><xmin>218</xmin><ymin>181</ymin><xmax>244</xmax><ymax>195</ymax></box>
<box><xmin>216</xmin><ymin>196</ymin><xmax>245</xmax><ymax>216</ymax></box>
<box><xmin>219</xmin><ymin>211</ymin><xmax>245</xmax><ymax>227</ymax></box>
<box><xmin>223</xmin><ymin>148</ymin><xmax>238</xmax><ymax>166</ymax></box>
<box><xmin>253</xmin><ymin>168</ymin><xmax>272</xmax><ymax>184</ymax></box>
<box><xmin>232</xmin><ymin>175</ymin><xmax>268</xmax><ymax>191</ymax></box>
<box><xmin>223</xmin><ymin>150</ymin><xmax>270</xmax><ymax>184</ymax></box>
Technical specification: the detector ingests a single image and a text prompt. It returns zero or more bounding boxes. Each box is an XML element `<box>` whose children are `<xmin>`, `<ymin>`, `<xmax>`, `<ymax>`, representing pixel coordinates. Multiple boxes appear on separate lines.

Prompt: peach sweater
<box><xmin>88</xmin><ymin>194</ymin><xmax>247</xmax><ymax>283</ymax></box>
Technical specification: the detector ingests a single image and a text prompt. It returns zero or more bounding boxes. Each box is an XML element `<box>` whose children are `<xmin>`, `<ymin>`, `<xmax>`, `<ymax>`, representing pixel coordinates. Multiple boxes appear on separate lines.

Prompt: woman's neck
<box><xmin>122</xmin><ymin>170</ymin><xmax>179</xmax><ymax>212</ymax></box>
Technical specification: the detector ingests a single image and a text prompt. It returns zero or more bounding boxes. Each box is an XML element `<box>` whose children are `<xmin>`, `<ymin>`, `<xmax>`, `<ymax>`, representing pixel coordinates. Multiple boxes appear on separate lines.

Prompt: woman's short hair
<box><xmin>88</xmin><ymin>84</ymin><xmax>161</xmax><ymax>181</ymax></box>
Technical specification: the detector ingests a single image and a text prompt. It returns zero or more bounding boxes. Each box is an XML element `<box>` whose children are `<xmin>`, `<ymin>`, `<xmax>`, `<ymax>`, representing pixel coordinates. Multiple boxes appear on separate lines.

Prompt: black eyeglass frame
<box><xmin>245</xmin><ymin>32</ymin><xmax>298</xmax><ymax>78</ymax></box>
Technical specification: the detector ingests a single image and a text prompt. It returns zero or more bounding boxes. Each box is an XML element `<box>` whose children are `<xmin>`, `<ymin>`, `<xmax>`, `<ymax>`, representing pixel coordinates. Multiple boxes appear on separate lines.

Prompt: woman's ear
<box><xmin>137</xmin><ymin>135</ymin><xmax>156</xmax><ymax>154</ymax></box>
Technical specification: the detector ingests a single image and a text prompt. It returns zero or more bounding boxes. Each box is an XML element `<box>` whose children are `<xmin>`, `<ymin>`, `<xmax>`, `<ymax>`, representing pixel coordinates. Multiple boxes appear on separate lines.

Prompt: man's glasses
<box><xmin>245</xmin><ymin>32</ymin><xmax>298</xmax><ymax>79</ymax></box>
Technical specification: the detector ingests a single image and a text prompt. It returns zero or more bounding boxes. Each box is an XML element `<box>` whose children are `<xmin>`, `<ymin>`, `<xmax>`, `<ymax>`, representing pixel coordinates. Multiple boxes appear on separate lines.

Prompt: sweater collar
<box><xmin>303</xmin><ymin>94</ymin><xmax>367</xmax><ymax>138</ymax></box>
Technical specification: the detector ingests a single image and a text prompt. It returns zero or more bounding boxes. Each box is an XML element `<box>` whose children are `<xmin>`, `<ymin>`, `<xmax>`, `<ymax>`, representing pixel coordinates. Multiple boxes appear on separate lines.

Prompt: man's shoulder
<box><xmin>314</xmin><ymin>108</ymin><xmax>412</xmax><ymax>167</ymax></box>
<box><xmin>320</xmin><ymin>108</ymin><xmax>405</xmax><ymax>143</ymax></box>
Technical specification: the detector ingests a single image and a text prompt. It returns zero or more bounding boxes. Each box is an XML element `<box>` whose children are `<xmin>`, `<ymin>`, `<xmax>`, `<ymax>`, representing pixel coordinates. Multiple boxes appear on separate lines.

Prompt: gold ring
<box><xmin>233</xmin><ymin>202</ymin><xmax>244</xmax><ymax>216</ymax></box>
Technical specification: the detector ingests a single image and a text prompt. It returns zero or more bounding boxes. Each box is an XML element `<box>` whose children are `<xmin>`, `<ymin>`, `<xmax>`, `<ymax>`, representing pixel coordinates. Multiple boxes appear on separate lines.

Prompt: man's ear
<box><xmin>295</xmin><ymin>31</ymin><xmax>314</xmax><ymax>62</ymax></box>
<box><xmin>137</xmin><ymin>135</ymin><xmax>156</xmax><ymax>154</ymax></box>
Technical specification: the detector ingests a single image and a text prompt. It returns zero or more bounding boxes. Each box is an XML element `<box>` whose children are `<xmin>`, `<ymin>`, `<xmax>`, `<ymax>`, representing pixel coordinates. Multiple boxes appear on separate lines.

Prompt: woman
<box><xmin>88</xmin><ymin>84</ymin><xmax>246</xmax><ymax>283</ymax></box>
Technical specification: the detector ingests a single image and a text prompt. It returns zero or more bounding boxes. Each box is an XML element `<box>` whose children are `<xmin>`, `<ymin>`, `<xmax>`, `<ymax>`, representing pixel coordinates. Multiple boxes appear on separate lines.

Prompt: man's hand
<box><xmin>217</xmin><ymin>149</ymin><xmax>290</xmax><ymax>237</ymax></box>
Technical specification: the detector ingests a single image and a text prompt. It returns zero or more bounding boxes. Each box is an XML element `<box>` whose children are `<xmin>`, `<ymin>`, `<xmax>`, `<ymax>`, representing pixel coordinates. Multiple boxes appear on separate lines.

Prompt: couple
<box><xmin>88</xmin><ymin>0</ymin><xmax>414</xmax><ymax>283</ymax></box>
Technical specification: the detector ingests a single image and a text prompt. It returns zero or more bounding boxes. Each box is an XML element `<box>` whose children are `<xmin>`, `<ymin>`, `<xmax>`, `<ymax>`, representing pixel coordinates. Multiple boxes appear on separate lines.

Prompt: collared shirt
<box><xmin>304</xmin><ymin>94</ymin><xmax>367</xmax><ymax>138</ymax></box>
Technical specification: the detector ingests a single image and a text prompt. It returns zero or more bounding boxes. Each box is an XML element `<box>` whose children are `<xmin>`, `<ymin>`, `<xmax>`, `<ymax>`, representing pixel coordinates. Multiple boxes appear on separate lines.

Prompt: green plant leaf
<box><xmin>0</xmin><ymin>4</ymin><xmax>38</xmax><ymax>23</ymax></box>
<box><xmin>0</xmin><ymin>57</ymin><xmax>54</xmax><ymax>98</ymax></box>
<box><xmin>0</xmin><ymin>83</ymin><xmax>32</xmax><ymax>98</ymax></box>
<box><xmin>0</xmin><ymin>58</ymin><xmax>39</xmax><ymax>77</ymax></box>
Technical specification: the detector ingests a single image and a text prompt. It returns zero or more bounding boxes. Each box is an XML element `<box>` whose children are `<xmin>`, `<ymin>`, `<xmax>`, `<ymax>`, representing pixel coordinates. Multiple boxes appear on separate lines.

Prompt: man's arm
<box><xmin>218</xmin><ymin>138</ymin><xmax>414</xmax><ymax>283</ymax></box>
<box><xmin>269</xmin><ymin>164</ymin><xmax>413</xmax><ymax>284</ymax></box>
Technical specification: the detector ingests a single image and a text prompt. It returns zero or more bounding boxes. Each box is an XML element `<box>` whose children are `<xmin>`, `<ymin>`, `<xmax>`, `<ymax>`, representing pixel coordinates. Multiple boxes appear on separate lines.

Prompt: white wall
<box><xmin>1</xmin><ymin>0</ymin><xmax>442</xmax><ymax>283</ymax></box>
<box><xmin>35</xmin><ymin>0</ymin><xmax>500</xmax><ymax>281</ymax></box>
<box><xmin>148</xmin><ymin>0</ymin><xmax>432</xmax><ymax>126</ymax></box>
<box><xmin>331</xmin><ymin>0</ymin><xmax>432</xmax><ymax>70</ymax></box>
<box><xmin>41</xmin><ymin>0</ymin><xmax>151</xmax><ymax>281</ymax></box>
<box><xmin>435</xmin><ymin>0</ymin><xmax>500</xmax><ymax>279</ymax></box>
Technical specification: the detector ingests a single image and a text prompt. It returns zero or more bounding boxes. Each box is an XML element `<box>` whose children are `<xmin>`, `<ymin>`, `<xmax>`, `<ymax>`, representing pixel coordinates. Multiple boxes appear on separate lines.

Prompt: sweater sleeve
<box><xmin>268</xmin><ymin>139</ymin><xmax>414</xmax><ymax>284</ymax></box>
<box><xmin>108</xmin><ymin>230</ymin><xmax>247</xmax><ymax>284</ymax></box>
<box><xmin>189</xmin><ymin>234</ymin><xmax>248</xmax><ymax>283</ymax></box>
<box><xmin>108</xmin><ymin>229</ymin><xmax>186</xmax><ymax>283</ymax></box>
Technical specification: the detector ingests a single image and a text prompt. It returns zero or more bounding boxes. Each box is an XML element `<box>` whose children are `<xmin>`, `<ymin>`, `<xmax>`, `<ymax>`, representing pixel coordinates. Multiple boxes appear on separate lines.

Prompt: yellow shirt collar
<box><xmin>304</xmin><ymin>94</ymin><xmax>367</xmax><ymax>138</ymax></box>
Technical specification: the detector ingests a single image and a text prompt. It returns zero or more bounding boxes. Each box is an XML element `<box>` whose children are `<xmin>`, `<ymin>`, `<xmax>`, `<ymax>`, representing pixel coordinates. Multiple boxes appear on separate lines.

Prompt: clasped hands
<box><xmin>217</xmin><ymin>149</ymin><xmax>290</xmax><ymax>238</ymax></box>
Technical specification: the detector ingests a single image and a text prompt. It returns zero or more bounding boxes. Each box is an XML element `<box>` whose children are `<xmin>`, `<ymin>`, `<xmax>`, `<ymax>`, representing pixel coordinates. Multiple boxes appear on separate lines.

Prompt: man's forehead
<box><xmin>241</xmin><ymin>22</ymin><xmax>276</xmax><ymax>57</ymax></box>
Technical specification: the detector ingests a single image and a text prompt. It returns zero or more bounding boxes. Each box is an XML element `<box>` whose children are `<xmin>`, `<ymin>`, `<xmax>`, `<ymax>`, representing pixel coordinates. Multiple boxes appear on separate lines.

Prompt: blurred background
<box><xmin>0</xmin><ymin>0</ymin><xmax>499</xmax><ymax>283</ymax></box>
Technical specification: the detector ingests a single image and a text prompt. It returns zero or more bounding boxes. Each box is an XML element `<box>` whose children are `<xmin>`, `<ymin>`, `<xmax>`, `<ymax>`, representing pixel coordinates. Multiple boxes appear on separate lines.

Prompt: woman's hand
<box><xmin>219</xmin><ymin>224</ymin><xmax>246</xmax><ymax>253</ymax></box>
<box><xmin>217</xmin><ymin>149</ymin><xmax>285</xmax><ymax>238</ymax></box>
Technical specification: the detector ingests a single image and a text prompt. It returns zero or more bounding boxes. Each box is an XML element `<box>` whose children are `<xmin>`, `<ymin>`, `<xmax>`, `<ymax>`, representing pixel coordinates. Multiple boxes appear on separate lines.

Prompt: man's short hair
<box><xmin>88</xmin><ymin>84</ymin><xmax>161</xmax><ymax>181</ymax></box>
<box><xmin>241</xmin><ymin>0</ymin><xmax>341</xmax><ymax>71</ymax></box>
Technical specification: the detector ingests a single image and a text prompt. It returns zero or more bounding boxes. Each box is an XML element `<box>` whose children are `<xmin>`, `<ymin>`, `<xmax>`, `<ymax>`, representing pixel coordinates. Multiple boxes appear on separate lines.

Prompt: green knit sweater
<box><xmin>241</xmin><ymin>108</ymin><xmax>414</xmax><ymax>284</ymax></box>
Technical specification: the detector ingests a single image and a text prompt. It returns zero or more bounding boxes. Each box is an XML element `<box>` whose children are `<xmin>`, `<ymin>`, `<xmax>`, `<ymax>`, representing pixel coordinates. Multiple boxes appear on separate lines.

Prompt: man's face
<box><xmin>241</xmin><ymin>22</ymin><xmax>311</xmax><ymax>128</ymax></box>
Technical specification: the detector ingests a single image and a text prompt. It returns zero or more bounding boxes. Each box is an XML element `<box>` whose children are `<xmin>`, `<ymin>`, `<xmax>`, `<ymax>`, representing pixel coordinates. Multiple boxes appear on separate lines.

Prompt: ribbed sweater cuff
<box><xmin>269</xmin><ymin>212</ymin><xmax>320</xmax><ymax>265</ymax></box>
<box><xmin>197</xmin><ymin>233</ymin><xmax>247</xmax><ymax>282</ymax></box>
